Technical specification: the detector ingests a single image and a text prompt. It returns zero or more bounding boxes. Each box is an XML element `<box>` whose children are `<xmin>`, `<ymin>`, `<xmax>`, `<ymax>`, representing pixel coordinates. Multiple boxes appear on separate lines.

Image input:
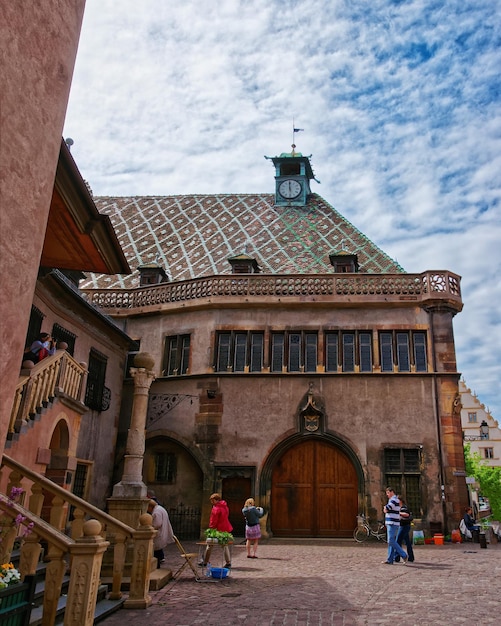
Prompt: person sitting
<box><xmin>463</xmin><ymin>506</ymin><xmax>480</xmax><ymax>532</ymax></box>
<box><xmin>23</xmin><ymin>333</ymin><xmax>57</xmax><ymax>364</ymax></box>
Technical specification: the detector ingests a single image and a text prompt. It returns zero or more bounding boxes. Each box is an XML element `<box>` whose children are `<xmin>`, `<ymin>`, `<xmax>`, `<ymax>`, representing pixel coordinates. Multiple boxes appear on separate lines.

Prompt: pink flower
<box><xmin>14</xmin><ymin>514</ymin><xmax>26</xmax><ymax>527</ymax></box>
<box><xmin>9</xmin><ymin>487</ymin><xmax>24</xmax><ymax>501</ymax></box>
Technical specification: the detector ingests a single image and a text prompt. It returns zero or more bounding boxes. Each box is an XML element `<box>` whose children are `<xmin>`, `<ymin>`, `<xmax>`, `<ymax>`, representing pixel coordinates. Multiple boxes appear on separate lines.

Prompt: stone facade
<box><xmin>83</xmin><ymin>181</ymin><xmax>469</xmax><ymax>535</ymax></box>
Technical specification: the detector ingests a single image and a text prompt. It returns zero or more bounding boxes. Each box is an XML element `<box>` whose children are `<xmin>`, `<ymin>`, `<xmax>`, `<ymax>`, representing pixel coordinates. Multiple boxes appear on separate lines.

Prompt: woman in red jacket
<box><xmin>203</xmin><ymin>493</ymin><xmax>233</xmax><ymax>567</ymax></box>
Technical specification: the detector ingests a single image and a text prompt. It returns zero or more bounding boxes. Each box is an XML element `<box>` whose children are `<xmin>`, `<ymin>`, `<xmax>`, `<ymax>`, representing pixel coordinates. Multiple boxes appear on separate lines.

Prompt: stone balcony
<box><xmin>82</xmin><ymin>270</ymin><xmax>463</xmax><ymax>316</ymax></box>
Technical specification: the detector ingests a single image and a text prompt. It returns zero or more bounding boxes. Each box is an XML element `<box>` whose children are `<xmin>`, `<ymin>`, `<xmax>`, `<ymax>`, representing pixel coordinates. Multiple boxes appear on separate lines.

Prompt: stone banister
<box><xmin>82</xmin><ymin>270</ymin><xmax>462</xmax><ymax>316</ymax></box>
<box><xmin>1</xmin><ymin>454</ymin><xmax>153</xmax><ymax>607</ymax></box>
<box><xmin>9</xmin><ymin>350</ymin><xmax>87</xmax><ymax>436</ymax></box>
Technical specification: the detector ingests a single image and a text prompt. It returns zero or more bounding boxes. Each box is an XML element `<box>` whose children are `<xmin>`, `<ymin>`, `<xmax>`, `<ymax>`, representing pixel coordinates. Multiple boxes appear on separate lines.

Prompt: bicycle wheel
<box><xmin>376</xmin><ymin>526</ymin><xmax>387</xmax><ymax>542</ymax></box>
<box><xmin>353</xmin><ymin>526</ymin><xmax>370</xmax><ymax>542</ymax></box>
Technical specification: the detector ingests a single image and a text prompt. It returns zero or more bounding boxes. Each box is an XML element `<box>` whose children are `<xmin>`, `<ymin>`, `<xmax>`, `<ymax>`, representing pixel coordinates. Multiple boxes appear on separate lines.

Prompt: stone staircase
<box><xmin>8</xmin><ymin>549</ymin><xmax>125</xmax><ymax>625</ymax></box>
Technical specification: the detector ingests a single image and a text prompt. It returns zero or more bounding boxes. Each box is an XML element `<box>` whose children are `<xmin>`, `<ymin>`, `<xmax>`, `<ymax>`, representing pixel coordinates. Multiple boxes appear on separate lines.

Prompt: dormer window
<box><xmin>329</xmin><ymin>252</ymin><xmax>359</xmax><ymax>273</ymax></box>
<box><xmin>228</xmin><ymin>254</ymin><xmax>260</xmax><ymax>274</ymax></box>
<box><xmin>138</xmin><ymin>264</ymin><xmax>169</xmax><ymax>286</ymax></box>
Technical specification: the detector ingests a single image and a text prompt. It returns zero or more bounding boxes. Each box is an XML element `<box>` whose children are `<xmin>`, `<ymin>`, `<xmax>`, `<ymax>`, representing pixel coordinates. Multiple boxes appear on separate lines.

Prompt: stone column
<box><xmin>106</xmin><ymin>353</ymin><xmax>156</xmax><ymax>578</ymax></box>
<box><xmin>114</xmin><ymin>352</ymin><xmax>155</xmax><ymax>495</ymax></box>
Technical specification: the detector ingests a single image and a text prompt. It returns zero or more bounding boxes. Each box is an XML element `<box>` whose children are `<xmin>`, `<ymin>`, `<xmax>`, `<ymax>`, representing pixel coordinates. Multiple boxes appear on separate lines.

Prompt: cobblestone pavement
<box><xmin>100</xmin><ymin>538</ymin><xmax>500</xmax><ymax>625</ymax></box>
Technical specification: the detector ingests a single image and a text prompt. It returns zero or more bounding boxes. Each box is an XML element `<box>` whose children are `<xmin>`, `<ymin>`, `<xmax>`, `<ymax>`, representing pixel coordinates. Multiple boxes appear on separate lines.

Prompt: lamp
<box><xmin>463</xmin><ymin>420</ymin><xmax>489</xmax><ymax>441</ymax></box>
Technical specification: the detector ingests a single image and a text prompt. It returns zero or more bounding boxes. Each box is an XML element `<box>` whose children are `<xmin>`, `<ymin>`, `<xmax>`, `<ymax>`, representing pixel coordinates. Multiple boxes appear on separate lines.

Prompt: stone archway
<box><xmin>269</xmin><ymin>438</ymin><xmax>359</xmax><ymax>538</ymax></box>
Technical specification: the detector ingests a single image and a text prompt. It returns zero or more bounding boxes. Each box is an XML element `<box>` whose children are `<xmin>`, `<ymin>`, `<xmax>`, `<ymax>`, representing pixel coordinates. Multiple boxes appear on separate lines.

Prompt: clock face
<box><xmin>279</xmin><ymin>179</ymin><xmax>302</xmax><ymax>199</ymax></box>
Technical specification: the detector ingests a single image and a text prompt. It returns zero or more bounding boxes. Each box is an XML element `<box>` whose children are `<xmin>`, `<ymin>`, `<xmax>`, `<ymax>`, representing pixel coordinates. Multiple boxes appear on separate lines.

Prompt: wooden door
<box><xmin>222</xmin><ymin>476</ymin><xmax>251</xmax><ymax>537</ymax></box>
<box><xmin>271</xmin><ymin>440</ymin><xmax>358</xmax><ymax>537</ymax></box>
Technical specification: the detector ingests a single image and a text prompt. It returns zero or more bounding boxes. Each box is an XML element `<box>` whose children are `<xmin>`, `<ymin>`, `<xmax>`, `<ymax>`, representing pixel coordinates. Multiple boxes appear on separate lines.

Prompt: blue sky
<box><xmin>64</xmin><ymin>0</ymin><xmax>501</xmax><ymax>422</ymax></box>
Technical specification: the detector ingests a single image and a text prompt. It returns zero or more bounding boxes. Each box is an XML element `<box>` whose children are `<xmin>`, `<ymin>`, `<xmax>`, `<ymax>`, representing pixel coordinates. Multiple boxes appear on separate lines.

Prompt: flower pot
<box><xmin>0</xmin><ymin>575</ymin><xmax>36</xmax><ymax>626</ymax></box>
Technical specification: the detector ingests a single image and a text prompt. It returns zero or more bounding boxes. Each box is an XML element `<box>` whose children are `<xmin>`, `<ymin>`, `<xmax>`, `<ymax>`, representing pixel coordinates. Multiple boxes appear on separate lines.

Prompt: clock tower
<box><xmin>265</xmin><ymin>145</ymin><xmax>318</xmax><ymax>207</ymax></box>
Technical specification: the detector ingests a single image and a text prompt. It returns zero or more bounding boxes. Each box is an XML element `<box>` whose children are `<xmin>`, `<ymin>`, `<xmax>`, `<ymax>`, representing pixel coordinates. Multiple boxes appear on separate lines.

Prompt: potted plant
<box><xmin>204</xmin><ymin>529</ymin><xmax>234</xmax><ymax>545</ymax></box>
<box><xmin>204</xmin><ymin>528</ymin><xmax>219</xmax><ymax>543</ymax></box>
<box><xmin>215</xmin><ymin>531</ymin><xmax>234</xmax><ymax>546</ymax></box>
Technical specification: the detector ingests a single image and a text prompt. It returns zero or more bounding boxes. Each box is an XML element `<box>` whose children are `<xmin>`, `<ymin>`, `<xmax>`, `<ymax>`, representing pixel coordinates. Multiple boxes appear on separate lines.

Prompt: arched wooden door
<box><xmin>271</xmin><ymin>439</ymin><xmax>358</xmax><ymax>537</ymax></box>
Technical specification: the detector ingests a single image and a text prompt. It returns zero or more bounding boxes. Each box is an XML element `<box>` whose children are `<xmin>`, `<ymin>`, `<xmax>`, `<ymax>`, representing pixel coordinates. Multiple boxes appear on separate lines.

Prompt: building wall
<box><xmin>111</xmin><ymin>297</ymin><xmax>467</xmax><ymax>533</ymax></box>
<box><xmin>0</xmin><ymin>1</ymin><xmax>86</xmax><ymax>451</ymax></box>
<box><xmin>15</xmin><ymin>274</ymin><xmax>131</xmax><ymax>509</ymax></box>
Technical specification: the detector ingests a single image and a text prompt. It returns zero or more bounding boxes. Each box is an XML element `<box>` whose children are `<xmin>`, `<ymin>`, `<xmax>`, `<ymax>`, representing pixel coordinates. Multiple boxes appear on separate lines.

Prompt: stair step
<box><xmin>29</xmin><ymin>584</ymin><xmax>121</xmax><ymax>626</ymax></box>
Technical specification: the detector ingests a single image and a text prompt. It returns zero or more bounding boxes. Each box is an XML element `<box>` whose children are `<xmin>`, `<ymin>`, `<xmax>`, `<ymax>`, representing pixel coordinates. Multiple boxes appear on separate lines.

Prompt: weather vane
<box><xmin>291</xmin><ymin>119</ymin><xmax>304</xmax><ymax>155</ymax></box>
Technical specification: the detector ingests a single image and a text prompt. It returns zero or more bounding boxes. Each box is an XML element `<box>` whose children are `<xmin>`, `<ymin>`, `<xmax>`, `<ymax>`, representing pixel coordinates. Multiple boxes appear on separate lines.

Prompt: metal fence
<box><xmin>168</xmin><ymin>506</ymin><xmax>201</xmax><ymax>540</ymax></box>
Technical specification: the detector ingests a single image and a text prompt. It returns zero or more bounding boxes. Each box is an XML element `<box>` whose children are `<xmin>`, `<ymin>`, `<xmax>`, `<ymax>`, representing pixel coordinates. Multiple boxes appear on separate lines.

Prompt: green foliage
<box><xmin>464</xmin><ymin>444</ymin><xmax>501</xmax><ymax>520</ymax></box>
<box><xmin>204</xmin><ymin>529</ymin><xmax>234</xmax><ymax>545</ymax></box>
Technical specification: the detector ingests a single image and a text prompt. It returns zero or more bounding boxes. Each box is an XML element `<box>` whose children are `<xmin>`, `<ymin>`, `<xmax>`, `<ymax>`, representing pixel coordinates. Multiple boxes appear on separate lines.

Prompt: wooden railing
<box><xmin>9</xmin><ymin>350</ymin><xmax>88</xmax><ymax>436</ymax></box>
<box><xmin>0</xmin><ymin>455</ymin><xmax>155</xmax><ymax>624</ymax></box>
<box><xmin>82</xmin><ymin>270</ymin><xmax>462</xmax><ymax>314</ymax></box>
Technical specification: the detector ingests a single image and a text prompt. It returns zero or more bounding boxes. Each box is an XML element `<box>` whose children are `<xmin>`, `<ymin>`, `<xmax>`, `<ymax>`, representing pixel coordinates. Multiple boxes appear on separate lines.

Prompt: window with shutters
<box><xmin>163</xmin><ymin>335</ymin><xmax>190</xmax><ymax>376</ymax></box>
<box><xmin>215</xmin><ymin>331</ymin><xmax>264</xmax><ymax>372</ymax></box>
<box><xmin>384</xmin><ymin>448</ymin><xmax>422</xmax><ymax>515</ymax></box>
<box><xmin>85</xmin><ymin>349</ymin><xmax>107</xmax><ymax>411</ymax></box>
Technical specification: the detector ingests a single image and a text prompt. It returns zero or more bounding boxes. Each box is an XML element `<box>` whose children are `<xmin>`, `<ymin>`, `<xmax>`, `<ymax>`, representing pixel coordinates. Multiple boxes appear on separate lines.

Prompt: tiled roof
<box><xmin>81</xmin><ymin>193</ymin><xmax>404</xmax><ymax>289</ymax></box>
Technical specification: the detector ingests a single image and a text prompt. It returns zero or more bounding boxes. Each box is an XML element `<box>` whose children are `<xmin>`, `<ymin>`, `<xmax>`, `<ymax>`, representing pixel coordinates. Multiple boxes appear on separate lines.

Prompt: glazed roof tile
<box><xmin>81</xmin><ymin>193</ymin><xmax>404</xmax><ymax>289</ymax></box>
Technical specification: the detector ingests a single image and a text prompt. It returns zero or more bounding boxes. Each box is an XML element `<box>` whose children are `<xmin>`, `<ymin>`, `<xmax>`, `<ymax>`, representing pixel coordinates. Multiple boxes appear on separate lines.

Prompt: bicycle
<box><xmin>353</xmin><ymin>514</ymin><xmax>387</xmax><ymax>542</ymax></box>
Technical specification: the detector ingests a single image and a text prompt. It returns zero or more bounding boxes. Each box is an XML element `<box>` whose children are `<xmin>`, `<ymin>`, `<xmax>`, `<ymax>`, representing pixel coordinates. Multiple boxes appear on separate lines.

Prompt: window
<box><xmin>163</xmin><ymin>335</ymin><xmax>190</xmax><ymax>375</ymax></box>
<box><xmin>384</xmin><ymin>448</ymin><xmax>422</xmax><ymax>515</ymax></box>
<box><xmin>125</xmin><ymin>340</ymin><xmax>141</xmax><ymax>378</ymax></box>
<box><xmin>215</xmin><ymin>331</ymin><xmax>264</xmax><ymax>372</ymax></box>
<box><xmin>72</xmin><ymin>461</ymin><xmax>91</xmax><ymax>500</ymax></box>
<box><xmin>468</xmin><ymin>412</ymin><xmax>477</xmax><ymax>423</ymax></box>
<box><xmin>155</xmin><ymin>453</ymin><xmax>177</xmax><ymax>483</ymax></box>
<box><xmin>25</xmin><ymin>305</ymin><xmax>44</xmax><ymax>349</ymax></box>
<box><xmin>270</xmin><ymin>332</ymin><xmax>318</xmax><ymax>372</ymax></box>
<box><xmin>484</xmin><ymin>448</ymin><xmax>494</xmax><ymax>460</ymax></box>
<box><xmin>380</xmin><ymin>332</ymin><xmax>394</xmax><ymax>372</ymax></box>
<box><xmin>325</xmin><ymin>333</ymin><xmax>339</xmax><ymax>372</ymax></box>
<box><xmin>396</xmin><ymin>333</ymin><xmax>410</xmax><ymax>371</ymax></box>
<box><xmin>413</xmin><ymin>333</ymin><xmax>427</xmax><ymax>372</ymax></box>
<box><xmin>325</xmin><ymin>331</ymin><xmax>372</xmax><ymax>372</ymax></box>
<box><xmin>51</xmin><ymin>323</ymin><xmax>76</xmax><ymax>356</ymax></box>
<box><xmin>85</xmin><ymin>349</ymin><xmax>108</xmax><ymax>411</ymax></box>
<box><xmin>380</xmin><ymin>332</ymin><xmax>427</xmax><ymax>372</ymax></box>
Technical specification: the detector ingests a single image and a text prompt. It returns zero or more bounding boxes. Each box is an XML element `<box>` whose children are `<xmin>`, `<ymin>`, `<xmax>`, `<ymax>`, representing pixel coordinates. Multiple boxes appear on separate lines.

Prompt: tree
<box><xmin>464</xmin><ymin>444</ymin><xmax>501</xmax><ymax>521</ymax></box>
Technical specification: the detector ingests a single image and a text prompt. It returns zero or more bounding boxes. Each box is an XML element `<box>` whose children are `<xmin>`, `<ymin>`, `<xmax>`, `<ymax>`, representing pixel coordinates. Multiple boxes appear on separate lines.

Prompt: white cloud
<box><xmin>64</xmin><ymin>0</ymin><xmax>501</xmax><ymax>419</ymax></box>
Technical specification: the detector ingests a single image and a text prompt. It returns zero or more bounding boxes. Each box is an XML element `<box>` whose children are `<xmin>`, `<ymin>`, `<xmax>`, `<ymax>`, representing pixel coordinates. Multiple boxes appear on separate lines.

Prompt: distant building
<box><xmin>82</xmin><ymin>149</ymin><xmax>468</xmax><ymax>535</ymax></box>
<box><xmin>460</xmin><ymin>379</ymin><xmax>501</xmax><ymax>467</ymax></box>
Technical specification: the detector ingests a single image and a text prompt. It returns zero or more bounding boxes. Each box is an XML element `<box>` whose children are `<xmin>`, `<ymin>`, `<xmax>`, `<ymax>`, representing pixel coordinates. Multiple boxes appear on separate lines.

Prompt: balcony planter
<box><xmin>0</xmin><ymin>575</ymin><xmax>36</xmax><ymax>626</ymax></box>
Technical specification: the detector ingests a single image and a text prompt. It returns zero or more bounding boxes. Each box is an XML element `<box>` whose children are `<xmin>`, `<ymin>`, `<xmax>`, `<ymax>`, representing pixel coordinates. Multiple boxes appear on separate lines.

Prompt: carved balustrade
<box><xmin>9</xmin><ymin>350</ymin><xmax>88</xmax><ymax>436</ymax></box>
<box><xmin>0</xmin><ymin>455</ymin><xmax>154</xmax><ymax>622</ymax></box>
<box><xmin>83</xmin><ymin>270</ymin><xmax>462</xmax><ymax>314</ymax></box>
